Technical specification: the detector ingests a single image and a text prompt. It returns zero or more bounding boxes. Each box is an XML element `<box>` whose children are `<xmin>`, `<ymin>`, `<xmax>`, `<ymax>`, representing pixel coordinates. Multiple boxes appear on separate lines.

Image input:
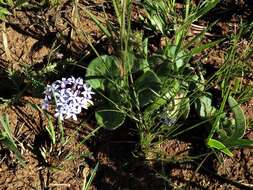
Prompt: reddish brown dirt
<box><xmin>0</xmin><ymin>97</ymin><xmax>94</xmax><ymax>190</ymax></box>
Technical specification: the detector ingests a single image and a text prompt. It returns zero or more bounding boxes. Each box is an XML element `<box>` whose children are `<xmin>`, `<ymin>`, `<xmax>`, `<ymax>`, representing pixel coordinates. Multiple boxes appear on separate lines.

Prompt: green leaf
<box><xmin>194</xmin><ymin>93</ymin><xmax>216</xmax><ymax>119</ymax></box>
<box><xmin>135</xmin><ymin>70</ymin><xmax>161</xmax><ymax>107</ymax></box>
<box><xmin>208</xmin><ymin>138</ymin><xmax>233</xmax><ymax>157</ymax></box>
<box><xmin>229</xmin><ymin>139</ymin><xmax>253</xmax><ymax>148</ymax></box>
<box><xmin>179</xmin><ymin>0</ymin><xmax>219</xmax><ymax>29</ymax></box>
<box><xmin>6</xmin><ymin>0</ymin><xmax>14</xmax><ymax>6</ymax></box>
<box><xmin>164</xmin><ymin>45</ymin><xmax>185</xmax><ymax>71</ymax></box>
<box><xmin>95</xmin><ymin>109</ymin><xmax>126</xmax><ymax>130</ymax></box>
<box><xmin>196</xmin><ymin>0</ymin><xmax>219</xmax><ymax>19</ymax></box>
<box><xmin>0</xmin><ymin>7</ymin><xmax>10</xmax><ymax>15</ymax></box>
<box><xmin>163</xmin><ymin>79</ymin><xmax>180</xmax><ymax>100</ymax></box>
<box><xmin>227</xmin><ymin>96</ymin><xmax>246</xmax><ymax>139</ymax></box>
<box><xmin>0</xmin><ymin>136</ymin><xmax>25</xmax><ymax>165</ymax></box>
<box><xmin>82</xmin><ymin>162</ymin><xmax>99</xmax><ymax>190</ymax></box>
<box><xmin>208</xmin><ymin>89</ymin><xmax>230</xmax><ymax>140</ymax></box>
<box><xmin>150</xmin><ymin>14</ymin><xmax>165</xmax><ymax>34</ymax></box>
<box><xmin>14</xmin><ymin>0</ymin><xmax>29</xmax><ymax>8</ymax></box>
<box><xmin>144</xmin><ymin>96</ymin><xmax>167</xmax><ymax>117</ymax></box>
<box><xmin>137</xmin><ymin>88</ymin><xmax>158</xmax><ymax>107</ymax></box>
<box><xmin>134</xmin><ymin>38</ymin><xmax>150</xmax><ymax>73</ymax></box>
<box><xmin>45</xmin><ymin>115</ymin><xmax>56</xmax><ymax>145</ymax></box>
<box><xmin>165</xmin><ymin>91</ymin><xmax>188</xmax><ymax>121</ymax></box>
<box><xmin>222</xmin><ymin>96</ymin><xmax>247</xmax><ymax>146</ymax></box>
<box><xmin>135</xmin><ymin>70</ymin><xmax>161</xmax><ymax>91</ymax></box>
<box><xmin>0</xmin><ymin>114</ymin><xmax>25</xmax><ymax>166</ymax></box>
<box><xmin>143</xmin><ymin>1</ymin><xmax>166</xmax><ymax>34</ymax></box>
<box><xmin>0</xmin><ymin>114</ymin><xmax>13</xmax><ymax>142</ymax></box>
<box><xmin>0</xmin><ymin>7</ymin><xmax>11</xmax><ymax>20</ymax></box>
<box><xmin>180</xmin><ymin>97</ymin><xmax>190</xmax><ymax>120</ymax></box>
<box><xmin>86</xmin><ymin>55</ymin><xmax>119</xmax><ymax>90</ymax></box>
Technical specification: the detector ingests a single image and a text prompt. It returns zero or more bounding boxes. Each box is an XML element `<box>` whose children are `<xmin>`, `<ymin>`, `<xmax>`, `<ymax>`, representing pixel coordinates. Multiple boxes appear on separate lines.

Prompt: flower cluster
<box><xmin>42</xmin><ymin>76</ymin><xmax>94</xmax><ymax>121</ymax></box>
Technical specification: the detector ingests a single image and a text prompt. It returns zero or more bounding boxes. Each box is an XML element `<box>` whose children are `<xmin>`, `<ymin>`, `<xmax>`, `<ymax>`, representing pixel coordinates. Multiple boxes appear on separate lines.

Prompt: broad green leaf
<box><xmin>135</xmin><ymin>70</ymin><xmax>161</xmax><ymax>107</ymax></box>
<box><xmin>163</xmin><ymin>79</ymin><xmax>180</xmax><ymax>100</ymax></box>
<box><xmin>227</xmin><ymin>96</ymin><xmax>246</xmax><ymax>139</ymax></box>
<box><xmin>136</xmin><ymin>58</ymin><xmax>150</xmax><ymax>73</ymax></box>
<box><xmin>222</xmin><ymin>96</ymin><xmax>247</xmax><ymax>146</ymax></box>
<box><xmin>0</xmin><ymin>7</ymin><xmax>10</xmax><ymax>15</ymax></box>
<box><xmin>144</xmin><ymin>96</ymin><xmax>167</xmax><ymax>117</ymax></box>
<box><xmin>106</xmin><ymin>82</ymin><xmax>130</xmax><ymax>108</ymax></box>
<box><xmin>95</xmin><ymin>109</ymin><xmax>126</xmax><ymax>130</ymax></box>
<box><xmin>86</xmin><ymin>55</ymin><xmax>119</xmax><ymax>90</ymax></box>
<box><xmin>208</xmin><ymin>138</ymin><xmax>233</xmax><ymax>157</ymax></box>
<box><xmin>135</xmin><ymin>71</ymin><xmax>161</xmax><ymax>91</ymax></box>
<box><xmin>0</xmin><ymin>7</ymin><xmax>11</xmax><ymax>20</ymax></box>
<box><xmin>137</xmin><ymin>88</ymin><xmax>159</xmax><ymax>107</ymax></box>
<box><xmin>166</xmin><ymin>91</ymin><xmax>188</xmax><ymax>121</ymax></box>
<box><xmin>194</xmin><ymin>93</ymin><xmax>216</xmax><ymax>119</ymax></box>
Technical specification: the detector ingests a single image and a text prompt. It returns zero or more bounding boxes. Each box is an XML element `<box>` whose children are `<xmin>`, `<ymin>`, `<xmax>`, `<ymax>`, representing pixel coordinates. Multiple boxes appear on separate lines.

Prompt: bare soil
<box><xmin>0</xmin><ymin>1</ymin><xmax>253</xmax><ymax>190</ymax></box>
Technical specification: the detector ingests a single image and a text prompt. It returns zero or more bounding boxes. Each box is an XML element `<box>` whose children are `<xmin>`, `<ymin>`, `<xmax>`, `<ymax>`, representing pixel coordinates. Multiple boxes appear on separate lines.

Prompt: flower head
<box><xmin>41</xmin><ymin>76</ymin><xmax>94</xmax><ymax>121</ymax></box>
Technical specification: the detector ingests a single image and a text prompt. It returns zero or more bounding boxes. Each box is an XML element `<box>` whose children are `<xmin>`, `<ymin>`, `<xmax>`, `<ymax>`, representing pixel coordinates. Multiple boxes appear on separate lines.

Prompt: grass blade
<box><xmin>78</xmin><ymin>5</ymin><xmax>111</xmax><ymax>38</ymax></box>
<box><xmin>82</xmin><ymin>162</ymin><xmax>99</xmax><ymax>190</ymax></box>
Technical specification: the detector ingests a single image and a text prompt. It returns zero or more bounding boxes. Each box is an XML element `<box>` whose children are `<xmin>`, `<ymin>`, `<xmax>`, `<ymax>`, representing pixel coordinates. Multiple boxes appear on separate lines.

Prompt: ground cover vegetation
<box><xmin>0</xmin><ymin>0</ymin><xmax>253</xmax><ymax>189</ymax></box>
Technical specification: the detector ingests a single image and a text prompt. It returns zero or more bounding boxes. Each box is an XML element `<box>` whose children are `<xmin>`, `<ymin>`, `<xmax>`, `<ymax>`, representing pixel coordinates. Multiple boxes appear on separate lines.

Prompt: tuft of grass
<box><xmin>0</xmin><ymin>113</ymin><xmax>25</xmax><ymax>166</ymax></box>
<box><xmin>80</xmin><ymin>0</ymin><xmax>253</xmax><ymax>158</ymax></box>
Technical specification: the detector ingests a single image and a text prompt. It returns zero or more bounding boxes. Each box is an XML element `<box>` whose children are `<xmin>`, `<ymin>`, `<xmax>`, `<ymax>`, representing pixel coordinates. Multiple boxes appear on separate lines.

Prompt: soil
<box><xmin>0</xmin><ymin>1</ymin><xmax>253</xmax><ymax>190</ymax></box>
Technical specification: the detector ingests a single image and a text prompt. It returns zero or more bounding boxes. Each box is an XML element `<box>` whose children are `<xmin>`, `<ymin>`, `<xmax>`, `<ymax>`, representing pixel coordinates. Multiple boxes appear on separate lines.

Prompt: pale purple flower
<box><xmin>81</xmin><ymin>84</ymin><xmax>94</xmax><ymax>99</ymax></box>
<box><xmin>41</xmin><ymin>76</ymin><xmax>94</xmax><ymax>121</ymax></box>
<box><xmin>56</xmin><ymin>53</ymin><xmax>64</xmax><ymax>59</ymax></box>
<box><xmin>75</xmin><ymin>78</ymin><xmax>84</xmax><ymax>85</ymax></box>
